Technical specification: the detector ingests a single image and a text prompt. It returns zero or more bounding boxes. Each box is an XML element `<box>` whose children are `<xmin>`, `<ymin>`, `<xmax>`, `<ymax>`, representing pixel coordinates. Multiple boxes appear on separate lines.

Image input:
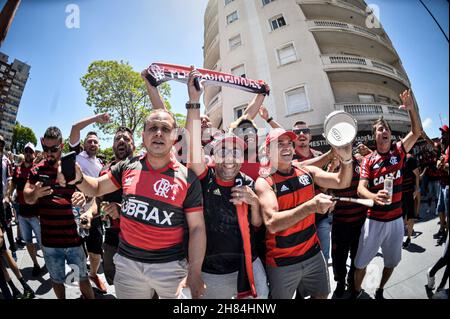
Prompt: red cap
<box><xmin>265</xmin><ymin>128</ymin><xmax>297</xmax><ymax>147</ymax></box>
<box><xmin>439</xmin><ymin>125</ymin><xmax>449</xmax><ymax>133</ymax></box>
<box><xmin>210</xmin><ymin>133</ymin><xmax>247</xmax><ymax>150</ymax></box>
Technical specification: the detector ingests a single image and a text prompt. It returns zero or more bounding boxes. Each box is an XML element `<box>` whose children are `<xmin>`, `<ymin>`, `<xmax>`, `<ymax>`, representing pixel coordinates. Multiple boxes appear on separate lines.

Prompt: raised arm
<box><xmin>69</xmin><ymin>113</ymin><xmax>110</xmax><ymax>146</ymax></box>
<box><xmin>242</xmin><ymin>84</ymin><xmax>269</xmax><ymax>120</ymax></box>
<box><xmin>303</xmin><ymin>145</ymin><xmax>353</xmax><ymax>189</ymax></box>
<box><xmin>185</xmin><ymin>68</ymin><xmax>207</xmax><ymax>176</ymax></box>
<box><xmin>258</xmin><ymin>105</ymin><xmax>282</xmax><ymax>129</ymax></box>
<box><xmin>399</xmin><ymin>90</ymin><xmax>421</xmax><ymax>153</ymax></box>
<box><xmin>255</xmin><ymin>177</ymin><xmax>334</xmax><ymax>234</ymax></box>
<box><xmin>141</xmin><ymin>69</ymin><xmax>167</xmax><ymax>110</ymax></box>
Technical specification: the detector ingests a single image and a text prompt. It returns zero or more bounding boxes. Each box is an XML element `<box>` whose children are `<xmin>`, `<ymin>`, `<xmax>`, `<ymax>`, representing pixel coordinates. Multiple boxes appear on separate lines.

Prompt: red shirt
<box><xmin>360</xmin><ymin>141</ymin><xmax>406</xmax><ymax>222</ymax></box>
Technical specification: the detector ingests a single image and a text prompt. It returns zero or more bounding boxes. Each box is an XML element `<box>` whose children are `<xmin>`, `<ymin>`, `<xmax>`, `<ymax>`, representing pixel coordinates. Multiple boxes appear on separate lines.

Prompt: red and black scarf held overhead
<box><xmin>145</xmin><ymin>62</ymin><xmax>270</xmax><ymax>95</ymax></box>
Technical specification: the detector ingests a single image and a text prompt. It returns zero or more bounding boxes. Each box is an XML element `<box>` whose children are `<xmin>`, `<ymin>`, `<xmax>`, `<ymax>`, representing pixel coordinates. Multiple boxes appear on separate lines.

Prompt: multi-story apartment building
<box><xmin>203</xmin><ymin>0</ymin><xmax>418</xmax><ymax>150</ymax></box>
<box><xmin>0</xmin><ymin>52</ymin><xmax>30</xmax><ymax>149</ymax></box>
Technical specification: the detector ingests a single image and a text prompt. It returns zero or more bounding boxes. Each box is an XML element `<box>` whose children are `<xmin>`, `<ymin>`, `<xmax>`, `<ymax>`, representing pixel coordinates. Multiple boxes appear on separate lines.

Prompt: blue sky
<box><xmin>0</xmin><ymin>0</ymin><xmax>448</xmax><ymax>150</ymax></box>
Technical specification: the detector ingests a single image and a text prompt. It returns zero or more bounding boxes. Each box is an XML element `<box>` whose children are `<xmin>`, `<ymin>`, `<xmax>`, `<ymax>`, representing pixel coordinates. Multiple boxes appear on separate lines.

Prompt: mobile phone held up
<box><xmin>61</xmin><ymin>151</ymin><xmax>77</xmax><ymax>182</ymax></box>
<box><xmin>38</xmin><ymin>174</ymin><xmax>52</xmax><ymax>187</ymax></box>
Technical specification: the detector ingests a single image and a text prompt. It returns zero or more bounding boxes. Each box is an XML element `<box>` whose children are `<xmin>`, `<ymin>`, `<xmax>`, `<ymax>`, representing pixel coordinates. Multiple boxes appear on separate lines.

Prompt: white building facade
<box><xmin>203</xmin><ymin>0</ymin><xmax>416</xmax><ymax>151</ymax></box>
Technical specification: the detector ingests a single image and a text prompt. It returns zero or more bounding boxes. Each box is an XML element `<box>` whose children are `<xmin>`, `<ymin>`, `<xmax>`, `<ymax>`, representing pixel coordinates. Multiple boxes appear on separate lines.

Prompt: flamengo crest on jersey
<box><xmin>154</xmin><ymin>177</ymin><xmax>180</xmax><ymax>200</ymax></box>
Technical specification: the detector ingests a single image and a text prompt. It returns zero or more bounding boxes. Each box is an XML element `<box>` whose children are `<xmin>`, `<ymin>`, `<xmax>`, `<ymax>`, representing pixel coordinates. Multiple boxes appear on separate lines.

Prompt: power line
<box><xmin>419</xmin><ymin>0</ymin><xmax>449</xmax><ymax>43</ymax></box>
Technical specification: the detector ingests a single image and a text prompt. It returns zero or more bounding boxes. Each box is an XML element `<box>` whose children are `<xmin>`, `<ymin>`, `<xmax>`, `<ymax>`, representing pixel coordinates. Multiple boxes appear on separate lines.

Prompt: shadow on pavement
<box><xmin>404</xmin><ymin>243</ymin><xmax>426</xmax><ymax>253</ymax></box>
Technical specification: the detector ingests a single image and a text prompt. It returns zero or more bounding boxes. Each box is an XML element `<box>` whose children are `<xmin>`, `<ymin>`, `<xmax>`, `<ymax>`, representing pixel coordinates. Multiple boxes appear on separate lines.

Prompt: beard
<box><xmin>47</xmin><ymin>158</ymin><xmax>57</xmax><ymax>166</ymax></box>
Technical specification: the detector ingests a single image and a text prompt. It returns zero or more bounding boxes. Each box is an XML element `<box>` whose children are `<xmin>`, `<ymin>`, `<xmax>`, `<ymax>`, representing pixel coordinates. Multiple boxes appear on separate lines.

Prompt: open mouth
<box><xmin>152</xmin><ymin>140</ymin><xmax>165</xmax><ymax>146</ymax></box>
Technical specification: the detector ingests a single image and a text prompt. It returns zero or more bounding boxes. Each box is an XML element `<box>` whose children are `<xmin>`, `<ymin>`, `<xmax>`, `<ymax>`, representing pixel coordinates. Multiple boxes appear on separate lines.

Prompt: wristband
<box><xmin>186</xmin><ymin>102</ymin><xmax>201</xmax><ymax>109</ymax></box>
<box><xmin>266</xmin><ymin>117</ymin><xmax>273</xmax><ymax>123</ymax></box>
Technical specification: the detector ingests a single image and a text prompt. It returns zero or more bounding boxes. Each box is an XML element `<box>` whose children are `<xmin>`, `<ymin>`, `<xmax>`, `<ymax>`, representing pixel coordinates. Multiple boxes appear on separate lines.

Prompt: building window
<box><xmin>262</xmin><ymin>0</ymin><xmax>275</xmax><ymax>5</ymax></box>
<box><xmin>229</xmin><ymin>34</ymin><xmax>242</xmax><ymax>50</ymax></box>
<box><xmin>277</xmin><ymin>43</ymin><xmax>297</xmax><ymax>65</ymax></box>
<box><xmin>285</xmin><ymin>86</ymin><xmax>310</xmax><ymax>115</ymax></box>
<box><xmin>377</xmin><ymin>95</ymin><xmax>390</xmax><ymax>104</ymax></box>
<box><xmin>269</xmin><ymin>15</ymin><xmax>286</xmax><ymax>31</ymax></box>
<box><xmin>234</xmin><ymin>104</ymin><xmax>247</xmax><ymax>120</ymax></box>
<box><xmin>358</xmin><ymin>93</ymin><xmax>375</xmax><ymax>103</ymax></box>
<box><xmin>231</xmin><ymin>64</ymin><xmax>246</xmax><ymax>78</ymax></box>
<box><xmin>227</xmin><ymin>11</ymin><xmax>239</xmax><ymax>25</ymax></box>
<box><xmin>0</xmin><ymin>65</ymin><xmax>6</xmax><ymax>71</ymax></box>
<box><xmin>225</xmin><ymin>0</ymin><xmax>234</xmax><ymax>5</ymax></box>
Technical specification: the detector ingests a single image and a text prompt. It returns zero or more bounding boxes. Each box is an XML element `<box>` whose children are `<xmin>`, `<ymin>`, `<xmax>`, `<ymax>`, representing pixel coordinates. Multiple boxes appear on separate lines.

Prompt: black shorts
<box><xmin>85</xmin><ymin>217</ymin><xmax>104</xmax><ymax>255</ymax></box>
<box><xmin>402</xmin><ymin>193</ymin><xmax>416</xmax><ymax>220</ymax></box>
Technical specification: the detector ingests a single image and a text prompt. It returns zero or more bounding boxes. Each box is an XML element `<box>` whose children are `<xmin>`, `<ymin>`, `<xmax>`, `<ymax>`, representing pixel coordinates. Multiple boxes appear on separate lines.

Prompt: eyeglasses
<box><xmin>24</xmin><ymin>148</ymin><xmax>34</xmax><ymax>154</ymax></box>
<box><xmin>293</xmin><ymin>128</ymin><xmax>310</xmax><ymax>135</ymax></box>
<box><xmin>214</xmin><ymin>148</ymin><xmax>243</xmax><ymax>158</ymax></box>
<box><xmin>42</xmin><ymin>144</ymin><xmax>61</xmax><ymax>153</ymax></box>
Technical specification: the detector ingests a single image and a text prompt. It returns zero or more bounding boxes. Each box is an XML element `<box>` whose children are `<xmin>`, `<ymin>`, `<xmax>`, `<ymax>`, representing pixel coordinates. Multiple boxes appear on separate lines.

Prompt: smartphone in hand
<box><xmin>38</xmin><ymin>174</ymin><xmax>52</xmax><ymax>187</ymax></box>
<box><xmin>61</xmin><ymin>151</ymin><xmax>77</xmax><ymax>182</ymax></box>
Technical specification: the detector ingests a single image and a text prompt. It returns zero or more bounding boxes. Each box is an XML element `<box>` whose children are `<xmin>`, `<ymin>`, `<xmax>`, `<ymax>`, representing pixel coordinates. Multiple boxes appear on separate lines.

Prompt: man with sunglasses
<box><xmin>255</xmin><ymin>128</ymin><xmax>353</xmax><ymax>299</ymax></box>
<box><xmin>185</xmin><ymin>69</ymin><xmax>269</xmax><ymax>298</ymax></box>
<box><xmin>6</xmin><ymin>142</ymin><xmax>44</xmax><ymax>278</ymax></box>
<box><xmin>69</xmin><ymin>113</ymin><xmax>109</xmax><ymax>294</ymax></box>
<box><xmin>291</xmin><ymin>121</ymin><xmax>335</xmax><ymax>269</ymax></box>
<box><xmin>23</xmin><ymin>126</ymin><xmax>95</xmax><ymax>299</ymax></box>
<box><xmin>58</xmin><ymin>108</ymin><xmax>206</xmax><ymax>299</ymax></box>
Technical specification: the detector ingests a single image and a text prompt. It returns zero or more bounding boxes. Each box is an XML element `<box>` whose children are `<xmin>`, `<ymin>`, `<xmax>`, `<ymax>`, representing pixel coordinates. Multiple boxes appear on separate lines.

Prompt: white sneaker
<box><xmin>427</xmin><ymin>268</ymin><xmax>435</xmax><ymax>289</ymax></box>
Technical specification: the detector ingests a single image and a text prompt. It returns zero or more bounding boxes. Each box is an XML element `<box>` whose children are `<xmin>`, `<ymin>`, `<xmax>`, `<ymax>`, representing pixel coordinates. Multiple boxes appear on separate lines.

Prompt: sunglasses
<box><xmin>42</xmin><ymin>144</ymin><xmax>61</xmax><ymax>153</ymax></box>
<box><xmin>24</xmin><ymin>148</ymin><xmax>34</xmax><ymax>154</ymax></box>
<box><xmin>293</xmin><ymin>128</ymin><xmax>310</xmax><ymax>135</ymax></box>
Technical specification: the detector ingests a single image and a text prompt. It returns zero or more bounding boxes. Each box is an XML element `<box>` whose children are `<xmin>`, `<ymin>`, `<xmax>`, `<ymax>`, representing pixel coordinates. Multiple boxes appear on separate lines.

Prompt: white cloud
<box><xmin>422</xmin><ymin>118</ymin><xmax>433</xmax><ymax>129</ymax></box>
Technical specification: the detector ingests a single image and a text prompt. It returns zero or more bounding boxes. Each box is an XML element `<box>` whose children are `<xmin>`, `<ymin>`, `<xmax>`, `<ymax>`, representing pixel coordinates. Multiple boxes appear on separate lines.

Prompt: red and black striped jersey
<box><xmin>12</xmin><ymin>163</ymin><xmax>39</xmax><ymax>218</ymax></box>
<box><xmin>262</xmin><ymin>165</ymin><xmax>320</xmax><ymax>268</ymax></box>
<box><xmin>360</xmin><ymin>141</ymin><xmax>406</xmax><ymax>222</ymax></box>
<box><xmin>402</xmin><ymin>154</ymin><xmax>418</xmax><ymax>194</ymax></box>
<box><xmin>109</xmin><ymin>155</ymin><xmax>203</xmax><ymax>264</ymax></box>
<box><xmin>332</xmin><ymin>159</ymin><xmax>367</xmax><ymax>224</ymax></box>
<box><xmin>29</xmin><ymin>160</ymin><xmax>81</xmax><ymax>248</ymax></box>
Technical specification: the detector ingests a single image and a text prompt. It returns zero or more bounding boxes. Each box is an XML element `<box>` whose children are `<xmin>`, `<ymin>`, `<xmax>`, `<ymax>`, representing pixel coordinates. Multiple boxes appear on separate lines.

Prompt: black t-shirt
<box><xmin>200</xmin><ymin>167</ymin><xmax>258</xmax><ymax>274</ymax></box>
<box><xmin>402</xmin><ymin>154</ymin><xmax>418</xmax><ymax>194</ymax></box>
<box><xmin>99</xmin><ymin>161</ymin><xmax>123</xmax><ymax>247</ymax></box>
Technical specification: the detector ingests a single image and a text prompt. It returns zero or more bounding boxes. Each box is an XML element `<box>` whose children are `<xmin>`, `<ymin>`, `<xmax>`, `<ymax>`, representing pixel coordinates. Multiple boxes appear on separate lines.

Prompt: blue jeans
<box><xmin>42</xmin><ymin>245</ymin><xmax>88</xmax><ymax>284</ymax></box>
<box><xmin>437</xmin><ymin>185</ymin><xmax>449</xmax><ymax>218</ymax></box>
<box><xmin>316</xmin><ymin>215</ymin><xmax>332</xmax><ymax>260</ymax></box>
<box><xmin>17</xmin><ymin>214</ymin><xmax>41</xmax><ymax>246</ymax></box>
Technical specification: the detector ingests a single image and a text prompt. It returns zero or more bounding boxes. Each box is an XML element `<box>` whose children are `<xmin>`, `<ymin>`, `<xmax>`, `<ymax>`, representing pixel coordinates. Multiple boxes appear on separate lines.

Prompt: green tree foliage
<box><xmin>81</xmin><ymin>60</ymin><xmax>184</xmax><ymax>135</ymax></box>
<box><xmin>97</xmin><ymin>146</ymin><xmax>115</xmax><ymax>164</ymax></box>
<box><xmin>11</xmin><ymin>122</ymin><xmax>37</xmax><ymax>154</ymax></box>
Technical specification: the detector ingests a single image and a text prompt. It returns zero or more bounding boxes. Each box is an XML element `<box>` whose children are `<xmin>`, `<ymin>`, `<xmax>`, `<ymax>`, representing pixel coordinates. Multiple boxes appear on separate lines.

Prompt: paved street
<box><xmin>1</xmin><ymin>202</ymin><xmax>448</xmax><ymax>299</ymax></box>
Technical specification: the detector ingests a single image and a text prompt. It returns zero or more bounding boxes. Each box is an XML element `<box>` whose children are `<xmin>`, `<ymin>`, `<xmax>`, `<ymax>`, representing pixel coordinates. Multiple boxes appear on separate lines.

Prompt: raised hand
<box><xmin>95</xmin><ymin>112</ymin><xmax>110</xmax><ymax>124</ymax></box>
<box><xmin>187</xmin><ymin>66</ymin><xmax>204</xmax><ymax>103</ymax></box>
<box><xmin>259</xmin><ymin>105</ymin><xmax>270</xmax><ymax>121</ymax></box>
<box><xmin>399</xmin><ymin>89</ymin><xmax>414</xmax><ymax>111</ymax></box>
